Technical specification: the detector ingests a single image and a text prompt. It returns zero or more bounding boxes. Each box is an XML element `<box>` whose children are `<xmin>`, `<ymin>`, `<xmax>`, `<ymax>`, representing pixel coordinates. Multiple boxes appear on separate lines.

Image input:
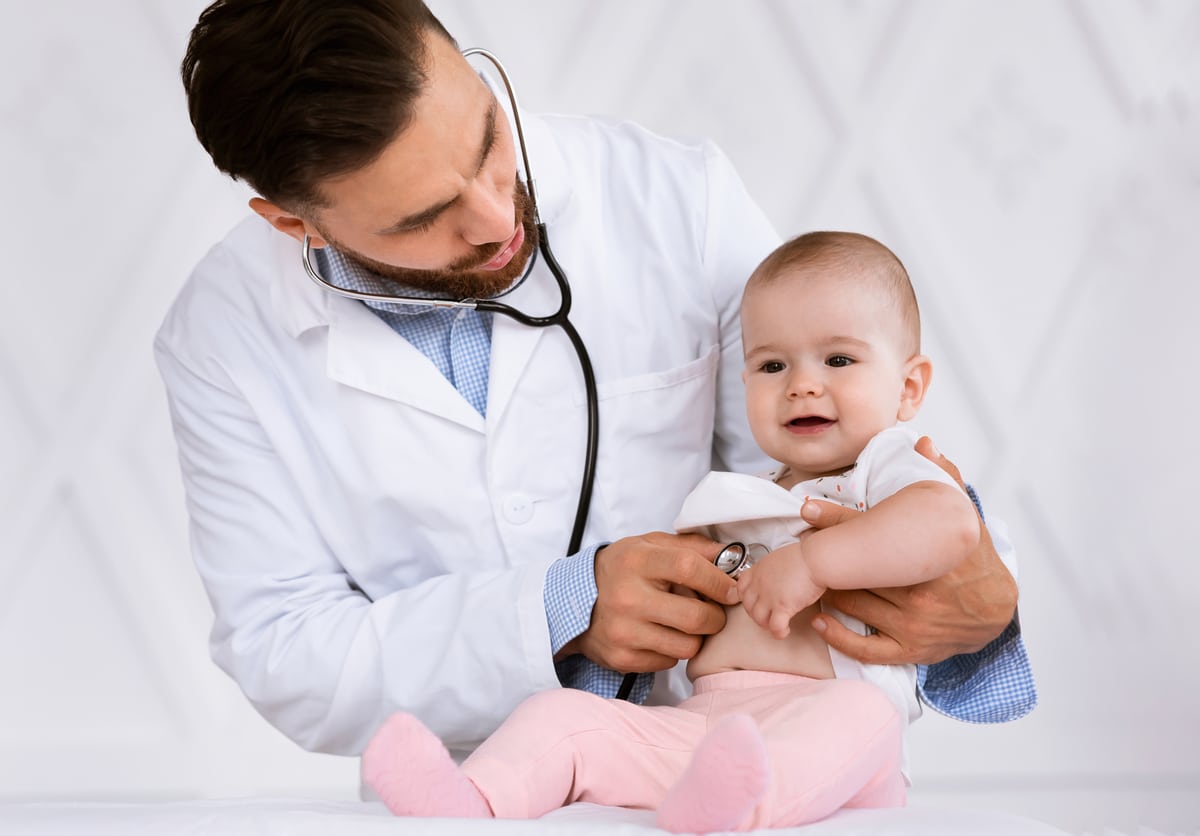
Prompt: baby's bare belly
<box><xmin>687</xmin><ymin>602</ymin><xmax>837</xmax><ymax>681</ymax></box>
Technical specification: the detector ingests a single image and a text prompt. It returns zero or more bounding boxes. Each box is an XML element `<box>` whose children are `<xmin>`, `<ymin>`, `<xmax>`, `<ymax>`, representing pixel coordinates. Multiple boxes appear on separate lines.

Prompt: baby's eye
<box><xmin>826</xmin><ymin>355</ymin><xmax>854</xmax><ymax>367</ymax></box>
<box><xmin>760</xmin><ymin>360</ymin><xmax>785</xmax><ymax>374</ymax></box>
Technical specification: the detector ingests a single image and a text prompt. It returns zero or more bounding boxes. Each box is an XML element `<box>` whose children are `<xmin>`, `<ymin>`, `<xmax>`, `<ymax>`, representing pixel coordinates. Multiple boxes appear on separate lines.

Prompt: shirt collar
<box><xmin>312</xmin><ymin>246</ymin><xmax>448</xmax><ymax>318</ymax></box>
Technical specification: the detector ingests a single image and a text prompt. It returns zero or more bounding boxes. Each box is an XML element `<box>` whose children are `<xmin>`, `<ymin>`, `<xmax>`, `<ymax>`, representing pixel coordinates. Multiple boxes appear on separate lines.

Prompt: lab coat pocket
<box><xmin>585</xmin><ymin>346</ymin><xmax>720</xmax><ymax>536</ymax></box>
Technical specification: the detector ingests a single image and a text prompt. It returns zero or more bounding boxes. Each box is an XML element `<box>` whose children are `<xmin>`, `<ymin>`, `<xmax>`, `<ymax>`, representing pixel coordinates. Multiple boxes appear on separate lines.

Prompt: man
<box><xmin>159</xmin><ymin>0</ymin><xmax>1033</xmax><ymax>757</ymax></box>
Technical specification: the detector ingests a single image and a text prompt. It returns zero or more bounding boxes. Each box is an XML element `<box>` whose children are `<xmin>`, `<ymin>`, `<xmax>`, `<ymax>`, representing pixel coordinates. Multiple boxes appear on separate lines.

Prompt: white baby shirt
<box><xmin>673</xmin><ymin>426</ymin><xmax>966</xmax><ymax>775</ymax></box>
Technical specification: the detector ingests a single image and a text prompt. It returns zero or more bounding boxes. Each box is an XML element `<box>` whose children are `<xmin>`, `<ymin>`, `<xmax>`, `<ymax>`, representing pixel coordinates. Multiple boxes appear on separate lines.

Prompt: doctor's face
<box><xmin>304</xmin><ymin>32</ymin><xmax>538</xmax><ymax>299</ymax></box>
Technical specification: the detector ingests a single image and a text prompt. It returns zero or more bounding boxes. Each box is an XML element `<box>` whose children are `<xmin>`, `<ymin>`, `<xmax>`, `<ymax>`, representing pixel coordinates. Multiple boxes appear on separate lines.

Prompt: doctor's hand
<box><xmin>570</xmin><ymin>533</ymin><xmax>739</xmax><ymax>673</ymax></box>
<box><xmin>807</xmin><ymin>436</ymin><xmax>1018</xmax><ymax>667</ymax></box>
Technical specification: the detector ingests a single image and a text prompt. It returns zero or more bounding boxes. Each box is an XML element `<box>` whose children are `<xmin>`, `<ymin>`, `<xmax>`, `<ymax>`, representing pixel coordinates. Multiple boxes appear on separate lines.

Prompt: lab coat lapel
<box><xmin>269</xmin><ymin>228</ymin><xmax>484</xmax><ymax>431</ymax></box>
<box><xmin>326</xmin><ymin>301</ymin><xmax>485</xmax><ymax>431</ymax></box>
<box><xmin>486</xmin><ymin>259</ymin><xmax>555</xmax><ymax>425</ymax></box>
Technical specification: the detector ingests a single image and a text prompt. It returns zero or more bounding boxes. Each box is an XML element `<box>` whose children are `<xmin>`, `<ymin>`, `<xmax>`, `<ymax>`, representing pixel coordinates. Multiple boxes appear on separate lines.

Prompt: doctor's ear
<box><xmin>249</xmin><ymin>197</ymin><xmax>329</xmax><ymax>247</ymax></box>
<box><xmin>896</xmin><ymin>354</ymin><xmax>933</xmax><ymax>422</ymax></box>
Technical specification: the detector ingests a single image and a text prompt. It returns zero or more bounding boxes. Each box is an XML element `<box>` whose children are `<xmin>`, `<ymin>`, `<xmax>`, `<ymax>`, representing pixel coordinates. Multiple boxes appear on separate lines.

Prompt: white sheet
<box><xmin>1</xmin><ymin>798</ymin><xmax>1069</xmax><ymax>835</ymax></box>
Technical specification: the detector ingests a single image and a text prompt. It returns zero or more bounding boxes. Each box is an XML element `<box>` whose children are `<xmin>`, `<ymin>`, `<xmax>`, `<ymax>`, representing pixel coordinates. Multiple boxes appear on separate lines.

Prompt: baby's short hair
<box><xmin>746</xmin><ymin>231</ymin><xmax>921</xmax><ymax>356</ymax></box>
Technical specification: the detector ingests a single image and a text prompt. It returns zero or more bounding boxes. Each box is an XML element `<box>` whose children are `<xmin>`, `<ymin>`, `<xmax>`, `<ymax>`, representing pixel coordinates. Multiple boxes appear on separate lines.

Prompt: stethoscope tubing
<box><xmin>475</xmin><ymin>221</ymin><xmax>599</xmax><ymax>557</ymax></box>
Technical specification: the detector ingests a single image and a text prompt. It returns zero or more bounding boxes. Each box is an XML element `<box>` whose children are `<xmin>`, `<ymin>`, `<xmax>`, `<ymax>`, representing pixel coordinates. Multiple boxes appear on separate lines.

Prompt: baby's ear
<box><xmin>897</xmin><ymin>355</ymin><xmax>933</xmax><ymax>421</ymax></box>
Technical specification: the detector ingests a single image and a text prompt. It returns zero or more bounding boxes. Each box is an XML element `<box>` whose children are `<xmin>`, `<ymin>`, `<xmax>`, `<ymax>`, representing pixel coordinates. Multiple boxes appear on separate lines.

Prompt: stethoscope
<box><xmin>712</xmin><ymin>541</ymin><xmax>769</xmax><ymax>579</ymax></box>
<box><xmin>299</xmin><ymin>48</ymin><xmax>599</xmax><ymax>564</ymax></box>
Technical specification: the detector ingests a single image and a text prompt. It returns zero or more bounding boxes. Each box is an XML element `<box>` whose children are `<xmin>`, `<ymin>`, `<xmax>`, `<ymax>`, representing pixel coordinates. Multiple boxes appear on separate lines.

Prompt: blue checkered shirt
<box><xmin>323</xmin><ymin>246</ymin><xmax>1033</xmax><ymax>719</ymax></box>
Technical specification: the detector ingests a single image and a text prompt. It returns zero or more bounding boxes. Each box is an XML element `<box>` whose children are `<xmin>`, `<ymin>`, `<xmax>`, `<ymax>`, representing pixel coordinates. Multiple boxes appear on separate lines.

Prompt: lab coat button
<box><xmin>502</xmin><ymin>493</ymin><xmax>535</xmax><ymax>524</ymax></box>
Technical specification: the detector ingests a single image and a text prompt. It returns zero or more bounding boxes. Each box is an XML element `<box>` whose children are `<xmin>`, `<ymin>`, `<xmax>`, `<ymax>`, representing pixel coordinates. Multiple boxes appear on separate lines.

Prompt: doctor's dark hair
<box><xmin>181</xmin><ymin>0</ymin><xmax>455</xmax><ymax>211</ymax></box>
<box><xmin>746</xmin><ymin>231</ymin><xmax>922</xmax><ymax>356</ymax></box>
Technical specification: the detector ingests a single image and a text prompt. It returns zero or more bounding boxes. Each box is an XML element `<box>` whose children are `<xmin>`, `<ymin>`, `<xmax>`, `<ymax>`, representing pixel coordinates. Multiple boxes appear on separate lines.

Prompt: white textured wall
<box><xmin>2</xmin><ymin>2</ymin><xmax>1197</xmax><ymax>833</ymax></box>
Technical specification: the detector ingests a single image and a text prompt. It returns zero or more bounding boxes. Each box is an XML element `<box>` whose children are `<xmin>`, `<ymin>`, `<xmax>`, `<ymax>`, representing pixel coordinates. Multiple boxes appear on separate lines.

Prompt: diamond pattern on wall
<box><xmin>0</xmin><ymin>493</ymin><xmax>184</xmax><ymax>743</ymax></box>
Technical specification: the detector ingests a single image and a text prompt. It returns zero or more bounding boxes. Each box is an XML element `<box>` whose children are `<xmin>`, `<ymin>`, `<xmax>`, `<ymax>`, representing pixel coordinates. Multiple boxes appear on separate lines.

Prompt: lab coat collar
<box><xmin>269</xmin><ymin>222</ymin><xmax>332</xmax><ymax>339</ymax></box>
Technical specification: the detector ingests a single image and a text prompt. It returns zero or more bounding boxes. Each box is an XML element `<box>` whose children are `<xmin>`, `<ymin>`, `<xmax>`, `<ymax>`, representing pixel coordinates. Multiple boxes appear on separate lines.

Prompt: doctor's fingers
<box><xmin>613</xmin><ymin>622</ymin><xmax>710</xmax><ymax>672</ymax></box>
<box><xmin>643</xmin><ymin>544</ymin><xmax>739</xmax><ymax>606</ymax></box>
<box><xmin>812</xmin><ymin>611</ymin><xmax>908</xmax><ymax>666</ymax></box>
<box><xmin>645</xmin><ymin>587</ymin><xmax>728</xmax><ymax>638</ymax></box>
<box><xmin>800</xmin><ymin>498</ymin><xmax>861</xmax><ymax>530</ymax></box>
<box><xmin>594</xmin><ymin>579</ymin><xmax>726</xmax><ymax>644</ymax></box>
<box><xmin>578</xmin><ymin>612</ymin><xmax>703</xmax><ymax>672</ymax></box>
<box><xmin>597</xmin><ymin>534</ymin><xmax>737</xmax><ymax>605</ymax></box>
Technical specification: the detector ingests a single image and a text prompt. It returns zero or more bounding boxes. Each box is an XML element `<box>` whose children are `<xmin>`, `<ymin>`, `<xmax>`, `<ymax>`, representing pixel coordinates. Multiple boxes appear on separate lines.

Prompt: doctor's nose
<box><xmin>458</xmin><ymin>179</ymin><xmax>516</xmax><ymax>246</ymax></box>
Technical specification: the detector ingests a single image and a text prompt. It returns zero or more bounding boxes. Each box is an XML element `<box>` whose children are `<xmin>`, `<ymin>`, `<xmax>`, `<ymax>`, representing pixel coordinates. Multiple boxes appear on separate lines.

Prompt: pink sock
<box><xmin>362</xmin><ymin>712</ymin><xmax>492</xmax><ymax>818</ymax></box>
<box><xmin>656</xmin><ymin>714</ymin><xmax>770</xmax><ymax>834</ymax></box>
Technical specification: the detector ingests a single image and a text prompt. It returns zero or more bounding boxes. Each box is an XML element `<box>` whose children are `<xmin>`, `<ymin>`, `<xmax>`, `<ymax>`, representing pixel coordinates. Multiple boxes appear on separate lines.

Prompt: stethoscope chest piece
<box><xmin>713</xmin><ymin>541</ymin><xmax>768</xmax><ymax>579</ymax></box>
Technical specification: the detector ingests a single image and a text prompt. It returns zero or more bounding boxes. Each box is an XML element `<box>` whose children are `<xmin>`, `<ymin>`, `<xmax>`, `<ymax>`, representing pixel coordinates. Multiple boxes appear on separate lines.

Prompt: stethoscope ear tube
<box><xmin>461</xmin><ymin>47</ymin><xmax>540</xmax><ymax>220</ymax></box>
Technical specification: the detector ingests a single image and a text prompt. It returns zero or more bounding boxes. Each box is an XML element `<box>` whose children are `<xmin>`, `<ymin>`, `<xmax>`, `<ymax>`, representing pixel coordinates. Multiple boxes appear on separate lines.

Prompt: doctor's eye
<box><xmin>826</xmin><ymin>355</ymin><xmax>854</xmax><ymax>368</ymax></box>
<box><xmin>399</xmin><ymin>220</ymin><xmax>436</xmax><ymax>236</ymax></box>
<box><xmin>759</xmin><ymin>360</ymin><xmax>786</xmax><ymax>374</ymax></box>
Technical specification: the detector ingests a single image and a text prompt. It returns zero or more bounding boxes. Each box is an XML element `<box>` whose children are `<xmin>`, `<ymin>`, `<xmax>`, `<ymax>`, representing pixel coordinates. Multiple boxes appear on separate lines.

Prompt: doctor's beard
<box><xmin>326</xmin><ymin>179</ymin><xmax>539</xmax><ymax>301</ymax></box>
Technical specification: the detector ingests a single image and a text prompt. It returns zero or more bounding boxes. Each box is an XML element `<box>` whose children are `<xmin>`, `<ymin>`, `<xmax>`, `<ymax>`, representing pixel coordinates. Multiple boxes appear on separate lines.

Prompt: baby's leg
<box><xmin>362</xmin><ymin>712</ymin><xmax>491</xmax><ymax>818</ymax></box>
<box><xmin>756</xmin><ymin>678</ymin><xmax>905</xmax><ymax>827</ymax></box>
<box><xmin>655</xmin><ymin>714</ymin><xmax>771</xmax><ymax>834</ymax></box>
<box><xmin>461</xmin><ymin>688</ymin><xmax>706</xmax><ymax>819</ymax></box>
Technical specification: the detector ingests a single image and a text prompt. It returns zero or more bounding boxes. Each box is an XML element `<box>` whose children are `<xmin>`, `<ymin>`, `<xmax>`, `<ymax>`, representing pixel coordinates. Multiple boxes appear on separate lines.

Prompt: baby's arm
<box><xmin>801</xmin><ymin>480</ymin><xmax>979</xmax><ymax>590</ymax></box>
<box><xmin>739</xmin><ymin>481</ymin><xmax>979</xmax><ymax>638</ymax></box>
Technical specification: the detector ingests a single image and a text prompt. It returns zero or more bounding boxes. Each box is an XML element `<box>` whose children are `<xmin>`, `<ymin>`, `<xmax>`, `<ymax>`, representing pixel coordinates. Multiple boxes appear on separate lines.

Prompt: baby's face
<box><xmin>740</xmin><ymin>270</ymin><xmax>916</xmax><ymax>481</ymax></box>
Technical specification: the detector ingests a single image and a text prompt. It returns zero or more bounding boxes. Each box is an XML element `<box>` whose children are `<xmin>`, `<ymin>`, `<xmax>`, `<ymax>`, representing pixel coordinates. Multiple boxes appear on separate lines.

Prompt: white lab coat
<box><xmin>154</xmin><ymin>109</ymin><xmax>781</xmax><ymax>755</ymax></box>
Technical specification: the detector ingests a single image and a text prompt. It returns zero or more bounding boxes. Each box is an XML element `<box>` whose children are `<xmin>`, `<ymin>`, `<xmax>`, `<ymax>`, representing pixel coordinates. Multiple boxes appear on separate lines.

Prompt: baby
<box><xmin>362</xmin><ymin>231</ymin><xmax>981</xmax><ymax>832</ymax></box>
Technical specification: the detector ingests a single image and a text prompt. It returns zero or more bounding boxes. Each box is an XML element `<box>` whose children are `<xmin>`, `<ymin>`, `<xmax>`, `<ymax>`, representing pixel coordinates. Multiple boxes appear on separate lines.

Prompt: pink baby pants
<box><xmin>461</xmin><ymin>670</ymin><xmax>905</xmax><ymax>829</ymax></box>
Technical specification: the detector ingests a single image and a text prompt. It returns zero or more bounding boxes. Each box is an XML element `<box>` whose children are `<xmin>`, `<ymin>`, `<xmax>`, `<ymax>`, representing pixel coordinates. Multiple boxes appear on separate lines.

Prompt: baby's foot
<box><xmin>362</xmin><ymin>712</ymin><xmax>492</xmax><ymax>818</ymax></box>
<box><xmin>656</xmin><ymin>714</ymin><xmax>770</xmax><ymax>833</ymax></box>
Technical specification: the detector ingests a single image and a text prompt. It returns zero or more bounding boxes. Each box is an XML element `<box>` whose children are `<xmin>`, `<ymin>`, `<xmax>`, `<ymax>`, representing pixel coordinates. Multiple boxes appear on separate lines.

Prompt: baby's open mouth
<box><xmin>788</xmin><ymin>416</ymin><xmax>834</xmax><ymax>428</ymax></box>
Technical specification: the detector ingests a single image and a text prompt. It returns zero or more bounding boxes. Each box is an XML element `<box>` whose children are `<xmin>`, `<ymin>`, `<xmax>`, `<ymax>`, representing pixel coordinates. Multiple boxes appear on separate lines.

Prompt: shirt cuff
<box><xmin>554</xmin><ymin>657</ymin><xmax>655</xmax><ymax>703</ymax></box>
<box><xmin>543</xmin><ymin>543</ymin><xmax>604</xmax><ymax>656</ymax></box>
<box><xmin>544</xmin><ymin>544</ymin><xmax>655</xmax><ymax>703</ymax></box>
<box><xmin>916</xmin><ymin>617</ymin><xmax>1038</xmax><ymax>723</ymax></box>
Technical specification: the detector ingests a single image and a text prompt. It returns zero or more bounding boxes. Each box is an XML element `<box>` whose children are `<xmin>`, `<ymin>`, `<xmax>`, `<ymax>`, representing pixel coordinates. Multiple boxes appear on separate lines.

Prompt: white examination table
<box><xmin>2</xmin><ymin>797</ymin><xmax>1069</xmax><ymax>835</ymax></box>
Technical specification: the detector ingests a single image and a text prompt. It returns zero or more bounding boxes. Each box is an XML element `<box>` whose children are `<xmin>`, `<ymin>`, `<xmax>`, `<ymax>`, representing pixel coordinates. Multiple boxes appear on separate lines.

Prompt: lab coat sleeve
<box><xmin>698</xmin><ymin>143</ymin><xmax>781</xmax><ymax>475</ymax></box>
<box><xmin>153</xmin><ymin>325</ymin><xmax>562</xmax><ymax>756</ymax></box>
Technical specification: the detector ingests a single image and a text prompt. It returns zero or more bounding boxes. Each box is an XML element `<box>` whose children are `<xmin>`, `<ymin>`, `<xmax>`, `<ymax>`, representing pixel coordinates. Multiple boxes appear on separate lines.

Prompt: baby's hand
<box><xmin>737</xmin><ymin>543</ymin><xmax>825</xmax><ymax>639</ymax></box>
